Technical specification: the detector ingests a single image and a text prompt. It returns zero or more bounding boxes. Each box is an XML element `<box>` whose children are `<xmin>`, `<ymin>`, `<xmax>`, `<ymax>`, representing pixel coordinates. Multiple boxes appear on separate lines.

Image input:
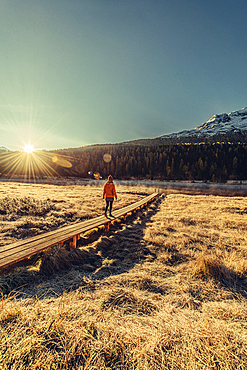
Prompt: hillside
<box><xmin>0</xmin><ymin>107</ymin><xmax>247</xmax><ymax>182</ymax></box>
<box><xmin>1</xmin><ymin>142</ymin><xmax>246</xmax><ymax>181</ymax></box>
<box><xmin>0</xmin><ymin>182</ymin><xmax>247</xmax><ymax>369</ymax></box>
<box><xmin>48</xmin><ymin>107</ymin><xmax>247</xmax><ymax>181</ymax></box>
<box><xmin>161</xmin><ymin>106</ymin><xmax>247</xmax><ymax>144</ymax></box>
<box><xmin>56</xmin><ymin>142</ymin><xmax>247</xmax><ymax>181</ymax></box>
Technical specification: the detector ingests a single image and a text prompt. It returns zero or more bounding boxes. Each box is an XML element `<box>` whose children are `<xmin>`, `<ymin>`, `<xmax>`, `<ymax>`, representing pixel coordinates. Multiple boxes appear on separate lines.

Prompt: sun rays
<box><xmin>0</xmin><ymin>150</ymin><xmax>72</xmax><ymax>181</ymax></box>
<box><xmin>0</xmin><ymin>101</ymin><xmax>74</xmax><ymax>180</ymax></box>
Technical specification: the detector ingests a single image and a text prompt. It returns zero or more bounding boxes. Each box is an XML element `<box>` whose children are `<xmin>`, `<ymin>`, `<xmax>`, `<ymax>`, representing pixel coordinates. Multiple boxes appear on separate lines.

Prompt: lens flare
<box><xmin>93</xmin><ymin>172</ymin><xmax>101</xmax><ymax>180</ymax></box>
<box><xmin>103</xmin><ymin>153</ymin><xmax>112</xmax><ymax>163</ymax></box>
<box><xmin>52</xmin><ymin>156</ymin><xmax>72</xmax><ymax>168</ymax></box>
<box><xmin>0</xmin><ymin>150</ymin><xmax>74</xmax><ymax>181</ymax></box>
<box><xmin>52</xmin><ymin>156</ymin><xmax>58</xmax><ymax>163</ymax></box>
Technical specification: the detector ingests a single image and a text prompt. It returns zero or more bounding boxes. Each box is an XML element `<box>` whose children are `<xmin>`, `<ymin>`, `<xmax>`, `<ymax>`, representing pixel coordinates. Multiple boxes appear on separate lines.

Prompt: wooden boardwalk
<box><xmin>0</xmin><ymin>193</ymin><xmax>159</xmax><ymax>270</ymax></box>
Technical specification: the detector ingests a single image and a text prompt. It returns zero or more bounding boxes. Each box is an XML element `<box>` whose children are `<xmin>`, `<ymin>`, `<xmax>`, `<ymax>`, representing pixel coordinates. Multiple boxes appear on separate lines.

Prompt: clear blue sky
<box><xmin>0</xmin><ymin>0</ymin><xmax>247</xmax><ymax>151</ymax></box>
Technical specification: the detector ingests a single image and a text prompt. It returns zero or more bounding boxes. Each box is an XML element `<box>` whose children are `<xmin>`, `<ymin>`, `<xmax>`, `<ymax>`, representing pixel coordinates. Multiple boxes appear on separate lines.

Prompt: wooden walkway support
<box><xmin>0</xmin><ymin>192</ymin><xmax>159</xmax><ymax>270</ymax></box>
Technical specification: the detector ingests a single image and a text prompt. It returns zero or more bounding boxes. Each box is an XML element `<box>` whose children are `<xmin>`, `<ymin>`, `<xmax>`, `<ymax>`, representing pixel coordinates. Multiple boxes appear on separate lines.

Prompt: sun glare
<box><xmin>23</xmin><ymin>143</ymin><xmax>34</xmax><ymax>153</ymax></box>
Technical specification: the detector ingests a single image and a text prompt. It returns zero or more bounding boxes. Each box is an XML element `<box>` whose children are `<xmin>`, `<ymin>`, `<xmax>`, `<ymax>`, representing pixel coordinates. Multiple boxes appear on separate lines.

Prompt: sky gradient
<box><xmin>0</xmin><ymin>0</ymin><xmax>247</xmax><ymax>151</ymax></box>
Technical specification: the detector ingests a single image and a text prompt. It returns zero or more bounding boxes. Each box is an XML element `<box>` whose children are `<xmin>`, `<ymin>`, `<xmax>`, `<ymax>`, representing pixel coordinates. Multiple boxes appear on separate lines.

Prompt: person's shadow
<box><xmin>0</xmin><ymin>197</ymin><xmax>163</xmax><ymax>298</ymax></box>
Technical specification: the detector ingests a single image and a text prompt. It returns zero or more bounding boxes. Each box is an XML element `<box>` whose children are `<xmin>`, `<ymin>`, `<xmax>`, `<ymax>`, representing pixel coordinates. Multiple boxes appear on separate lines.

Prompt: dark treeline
<box><xmin>57</xmin><ymin>142</ymin><xmax>247</xmax><ymax>181</ymax></box>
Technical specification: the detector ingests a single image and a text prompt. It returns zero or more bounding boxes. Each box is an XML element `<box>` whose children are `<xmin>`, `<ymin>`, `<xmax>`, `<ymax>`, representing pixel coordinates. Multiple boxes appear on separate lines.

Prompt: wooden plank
<box><xmin>0</xmin><ymin>215</ymin><xmax>109</xmax><ymax>263</ymax></box>
<box><xmin>0</xmin><ymin>192</ymin><xmax>159</xmax><ymax>269</ymax></box>
<box><xmin>0</xmin><ymin>193</ymin><xmax>158</xmax><ymax>254</ymax></box>
<box><xmin>0</xmin><ymin>193</ymin><xmax>158</xmax><ymax>259</ymax></box>
<box><xmin>0</xmin><ymin>215</ymin><xmax>109</xmax><ymax>253</ymax></box>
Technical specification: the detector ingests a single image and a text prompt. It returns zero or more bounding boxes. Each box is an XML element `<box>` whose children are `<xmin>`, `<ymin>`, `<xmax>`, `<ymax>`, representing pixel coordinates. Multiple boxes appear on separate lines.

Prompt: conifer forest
<box><xmin>58</xmin><ymin>143</ymin><xmax>247</xmax><ymax>181</ymax></box>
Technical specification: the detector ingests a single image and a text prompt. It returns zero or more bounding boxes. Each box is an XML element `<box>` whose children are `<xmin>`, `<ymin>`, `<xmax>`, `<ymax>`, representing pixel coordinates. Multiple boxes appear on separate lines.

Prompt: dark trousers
<box><xmin>105</xmin><ymin>200</ymin><xmax>113</xmax><ymax>214</ymax></box>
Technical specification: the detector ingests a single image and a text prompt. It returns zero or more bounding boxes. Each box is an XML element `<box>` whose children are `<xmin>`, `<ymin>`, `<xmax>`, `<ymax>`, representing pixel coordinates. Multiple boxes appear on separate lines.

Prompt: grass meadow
<box><xmin>0</xmin><ymin>181</ymin><xmax>247</xmax><ymax>369</ymax></box>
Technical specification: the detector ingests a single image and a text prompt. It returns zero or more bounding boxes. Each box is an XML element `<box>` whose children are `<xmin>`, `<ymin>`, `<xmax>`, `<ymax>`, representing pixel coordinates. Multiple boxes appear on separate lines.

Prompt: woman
<box><xmin>103</xmin><ymin>175</ymin><xmax>117</xmax><ymax>217</ymax></box>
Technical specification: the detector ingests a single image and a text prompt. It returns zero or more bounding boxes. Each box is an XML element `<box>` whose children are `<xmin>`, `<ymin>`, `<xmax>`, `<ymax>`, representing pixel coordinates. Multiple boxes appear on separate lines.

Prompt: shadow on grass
<box><xmin>2</xmin><ymin>196</ymin><xmax>247</xmax><ymax>300</ymax></box>
<box><xmin>0</xmin><ymin>198</ymin><xmax>162</xmax><ymax>297</ymax></box>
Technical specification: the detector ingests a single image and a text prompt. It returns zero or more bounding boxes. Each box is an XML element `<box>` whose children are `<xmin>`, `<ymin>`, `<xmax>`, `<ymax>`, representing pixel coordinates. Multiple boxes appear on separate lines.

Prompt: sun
<box><xmin>23</xmin><ymin>143</ymin><xmax>34</xmax><ymax>153</ymax></box>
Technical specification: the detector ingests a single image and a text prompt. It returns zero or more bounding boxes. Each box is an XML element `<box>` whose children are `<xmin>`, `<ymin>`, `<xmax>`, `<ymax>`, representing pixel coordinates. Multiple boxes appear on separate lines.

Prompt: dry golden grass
<box><xmin>0</xmin><ymin>182</ymin><xmax>247</xmax><ymax>369</ymax></box>
<box><xmin>0</xmin><ymin>181</ymin><xmax>146</xmax><ymax>245</ymax></box>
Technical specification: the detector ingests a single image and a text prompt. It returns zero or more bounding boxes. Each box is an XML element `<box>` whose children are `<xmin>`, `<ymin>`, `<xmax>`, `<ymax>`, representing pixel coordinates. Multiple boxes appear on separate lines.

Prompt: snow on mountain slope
<box><xmin>162</xmin><ymin>106</ymin><xmax>247</xmax><ymax>139</ymax></box>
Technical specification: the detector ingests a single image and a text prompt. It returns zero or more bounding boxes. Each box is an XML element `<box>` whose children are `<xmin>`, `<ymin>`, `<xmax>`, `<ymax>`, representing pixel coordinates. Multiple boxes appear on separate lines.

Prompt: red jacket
<box><xmin>103</xmin><ymin>181</ymin><xmax>117</xmax><ymax>199</ymax></box>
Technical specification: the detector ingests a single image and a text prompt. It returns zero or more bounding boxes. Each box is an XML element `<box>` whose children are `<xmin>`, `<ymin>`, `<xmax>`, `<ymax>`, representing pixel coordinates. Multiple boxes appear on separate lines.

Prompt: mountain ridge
<box><xmin>160</xmin><ymin>106</ymin><xmax>247</xmax><ymax>144</ymax></box>
<box><xmin>1</xmin><ymin>107</ymin><xmax>247</xmax><ymax>152</ymax></box>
